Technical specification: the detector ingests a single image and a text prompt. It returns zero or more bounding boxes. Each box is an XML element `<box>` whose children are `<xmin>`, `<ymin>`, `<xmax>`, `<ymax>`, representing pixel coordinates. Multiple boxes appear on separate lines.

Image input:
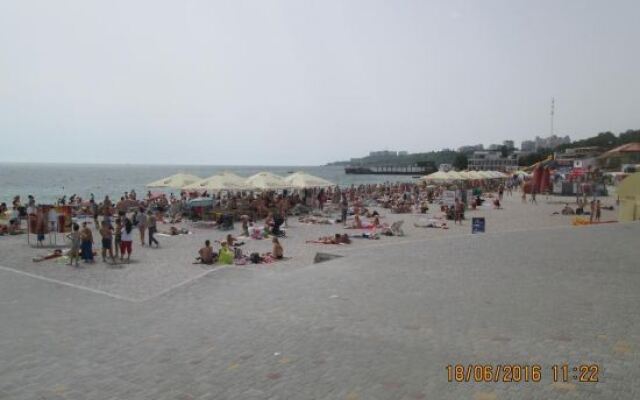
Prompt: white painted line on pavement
<box><xmin>0</xmin><ymin>264</ymin><xmax>138</xmax><ymax>302</ymax></box>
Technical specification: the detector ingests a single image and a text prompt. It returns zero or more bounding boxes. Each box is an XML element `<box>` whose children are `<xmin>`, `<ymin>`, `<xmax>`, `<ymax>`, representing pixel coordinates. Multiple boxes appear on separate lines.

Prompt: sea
<box><xmin>0</xmin><ymin>163</ymin><xmax>419</xmax><ymax>204</ymax></box>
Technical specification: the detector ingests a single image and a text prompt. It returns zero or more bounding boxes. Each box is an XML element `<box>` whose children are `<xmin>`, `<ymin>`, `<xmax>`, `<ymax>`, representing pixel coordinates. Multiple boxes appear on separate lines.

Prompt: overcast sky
<box><xmin>1</xmin><ymin>0</ymin><xmax>639</xmax><ymax>165</ymax></box>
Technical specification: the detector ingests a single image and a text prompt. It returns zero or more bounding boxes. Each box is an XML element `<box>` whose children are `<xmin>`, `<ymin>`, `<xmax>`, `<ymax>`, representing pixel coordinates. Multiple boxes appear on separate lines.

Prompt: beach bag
<box><xmin>218</xmin><ymin>248</ymin><xmax>234</xmax><ymax>265</ymax></box>
<box><xmin>250</xmin><ymin>252</ymin><xmax>262</xmax><ymax>264</ymax></box>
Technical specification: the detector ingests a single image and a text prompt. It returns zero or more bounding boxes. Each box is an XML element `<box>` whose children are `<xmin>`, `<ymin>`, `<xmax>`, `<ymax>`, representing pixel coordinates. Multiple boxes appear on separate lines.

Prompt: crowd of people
<box><xmin>5</xmin><ymin>174</ymin><xmax>596</xmax><ymax>268</ymax></box>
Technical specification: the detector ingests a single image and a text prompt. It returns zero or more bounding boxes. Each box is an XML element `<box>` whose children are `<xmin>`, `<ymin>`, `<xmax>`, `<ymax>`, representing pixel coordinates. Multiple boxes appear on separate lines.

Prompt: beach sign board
<box><xmin>471</xmin><ymin>217</ymin><xmax>485</xmax><ymax>234</ymax></box>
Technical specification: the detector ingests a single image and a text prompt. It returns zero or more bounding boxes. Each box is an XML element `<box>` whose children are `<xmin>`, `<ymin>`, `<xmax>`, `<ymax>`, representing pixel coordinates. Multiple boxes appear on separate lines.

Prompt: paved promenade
<box><xmin>1</xmin><ymin>222</ymin><xmax>639</xmax><ymax>399</ymax></box>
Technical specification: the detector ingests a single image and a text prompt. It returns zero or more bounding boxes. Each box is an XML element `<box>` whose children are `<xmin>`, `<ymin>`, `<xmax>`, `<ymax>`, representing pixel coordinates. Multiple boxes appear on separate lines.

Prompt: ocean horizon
<box><xmin>0</xmin><ymin>162</ymin><xmax>418</xmax><ymax>204</ymax></box>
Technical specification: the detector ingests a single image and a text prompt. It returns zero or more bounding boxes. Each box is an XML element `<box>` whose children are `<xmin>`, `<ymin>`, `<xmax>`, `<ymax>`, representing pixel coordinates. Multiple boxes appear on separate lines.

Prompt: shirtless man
<box><xmin>99</xmin><ymin>221</ymin><xmax>117</xmax><ymax>264</ymax></box>
<box><xmin>198</xmin><ymin>240</ymin><xmax>215</xmax><ymax>264</ymax></box>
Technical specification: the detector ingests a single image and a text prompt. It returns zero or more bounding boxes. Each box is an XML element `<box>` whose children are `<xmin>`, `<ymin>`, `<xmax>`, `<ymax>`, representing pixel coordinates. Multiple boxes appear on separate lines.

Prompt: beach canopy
<box><xmin>421</xmin><ymin>170</ymin><xmax>452</xmax><ymax>182</ymax></box>
<box><xmin>487</xmin><ymin>171</ymin><xmax>506</xmax><ymax>179</ymax></box>
<box><xmin>617</xmin><ymin>172</ymin><xmax>640</xmax><ymax>222</ymax></box>
<box><xmin>512</xmin><ymin>170</ymin><xmax>531</xmax><ymax>177</ymax></box>
<box><xmin>446</xmin><ymin>170</ymin><xmax>467</xmax><ymax>180</ymax></box>
<box><xmin>466</xmin><ymin>170</ymin><xmax>486</xmax><ymax>180</ymax></box>
<box><xmin>245</xmin><ymin>172</ymin><xmax>290</xmax><ymax>190</ymax></box>
<box><xmin>477</xmin><ymin>171</ymin><xmax>495</xmax><ymax>179</ymax></box>
<box><xmin>183</xmin><ymin>172</ymin><xmax>248</xmax><ymax>191</ymax></box>
<box><xmin>146</xmin><ymin>173</ymin><xmax>202</xmax><ymax>189</ymax></box>
<box><xmin>284</xmin><ymin>172</ymin><xmax>334</xmax><ymax>188</ymax></box>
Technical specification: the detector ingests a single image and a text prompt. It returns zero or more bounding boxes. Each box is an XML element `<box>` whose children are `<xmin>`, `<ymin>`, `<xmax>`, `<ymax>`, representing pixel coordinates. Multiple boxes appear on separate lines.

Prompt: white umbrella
<box><xmin>477</xmin><ymin>171</ymin><xmax>494</xmax><ymax>179</ymax></box>
<box><xmin>146</xmin><ymin>173</ymin><xmax>202</xmax><ymax>189</ymax></box>
<box><xmin>421</xmin><ymin>171</ymin><xmax>452</xmax><ymax>182</ymax></box>
<box><xmin>449</xmin><ymin>171</ymin><xmax>470</xmax><ymax>180</ymax></box>
<box><xmin>183</xmin><ymin>171</ymin><xmax>248</xmax><ymax>191</ymax></box>
<box><xmin>466</xmin><ymin>170</ymin><xmax>485</xmax><ymax>180</ymax></box>
<box><xmin>245</xmin><ymin>172</ymin><xmax>290</xmax><ymax>190</ymax></box>
<box><xmin>284</xmin><ymin>172</ymin><xmax>333</xmax><ymax>188</ymax></box>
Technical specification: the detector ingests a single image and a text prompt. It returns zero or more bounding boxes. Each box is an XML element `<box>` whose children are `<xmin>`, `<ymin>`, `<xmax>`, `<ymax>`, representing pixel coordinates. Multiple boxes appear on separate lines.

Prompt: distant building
<box><xmin>531</xmin><ymin>134</ymin><xmax>571</xmax><ymax>150</ymax></box>
<box><xmin>458</xmin><ymin>144</ymin><xmax>484</xmax><ymax>153</ymax></box>
<box><xmin>521</xmin><ymin>140</ymin><xmax>536</xmax><ymax>152</ymax></box>
<box><xmin>488</xmin><ymin>144</ymin><xmax>501</xmax><ymax>151</ymax></box>
<box><xmin>468</xmin><ymin>151</ymin><xmax>518</xmax><ymax>171</ymax></box>
<box><xmin>503</xmin><ymin>140</ymin><xmax>515</xmax><ymax>149</ymax></box>
<box><xmin>368</xmin><ymin>150</ymin><xmax>398</xmax><ymax>157</ymax></box>
<box><xmin>439</xmin><ymin>163</ymin><xmax>452</xmax><ymax>172</ymax></box>
<box><xmin>398</xmin><ymin>151</ymin><xmax>408</xmax><ymax>156</ymax></box>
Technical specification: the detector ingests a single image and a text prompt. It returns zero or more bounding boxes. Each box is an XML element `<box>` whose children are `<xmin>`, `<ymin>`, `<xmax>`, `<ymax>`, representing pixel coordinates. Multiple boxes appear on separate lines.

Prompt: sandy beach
<box><xmin>0</xmin><ymin>191</ymin><xmax>620</xmax><ymax>301</ymax></box>
<box><xmin>1</xmin><ymin>189</ymin><xmax>638</xmax><ymax>399</ymax></box>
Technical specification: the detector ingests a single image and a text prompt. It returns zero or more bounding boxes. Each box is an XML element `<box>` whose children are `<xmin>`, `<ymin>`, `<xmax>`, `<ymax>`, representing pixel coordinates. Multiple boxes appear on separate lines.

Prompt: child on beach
<box><xmin>80</xmin><ymin>222</ymin><xmax>94</xmax><ymax>263</ymax></box>
<box><xmin>120</xmin><ymin>218</ymin><xmax>133</xmax><ymax>263</ymax></box>
<box><xmin>66</xmin><ymin>223</ymin><xmax>81</xmax><ymax>267</ymax></box>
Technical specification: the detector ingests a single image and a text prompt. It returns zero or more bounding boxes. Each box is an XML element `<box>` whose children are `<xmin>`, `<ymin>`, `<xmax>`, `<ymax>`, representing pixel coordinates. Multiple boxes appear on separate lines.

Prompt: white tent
<box><xmin>146</xmin><ymin>173</ymin><xmax>202</xmax><ymax>189</ymax></box>
<box><xmin>245</xmin><ymin>172</ymin><xmax>290</xmax><ymax>190</ymax></box>
<box><xmin>183</xmin><ymin>171</ymin><xmax>248</xmax><ymax>191</ymax></box>
<box><xmin>284</xmin><ymin>172</ymin><xmax>334</xmax><ymax>188</ymax></box>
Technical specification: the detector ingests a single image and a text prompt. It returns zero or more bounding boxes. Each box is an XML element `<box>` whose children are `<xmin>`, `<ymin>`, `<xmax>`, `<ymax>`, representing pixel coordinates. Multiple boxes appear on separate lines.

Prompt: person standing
<box><xmin>341</xmin><ymin>193</ymin><xmax>349</xmax><ymax>227</ymax></box>
<box><xmin>147</xmin><ymin>211</ymin><xmax>159</xmax><ymax>248</ymax></box>
<box><xmin>454</xmin><ymin>198</ymin><xmax>464</xmax><ymax>225</ymax></box>
<box><xmin>595</xmin><ymin>200</ymin><xmax>601</xmax><ymax>222</ymax></box>
<box><xmin>589</xmin><ymin>200</ymin><xmax>596</xmax><ymax>223</ymax></box>
<box><xmin>66</xmin><ymin>223</ymin><xmax>81</xmax><ymax>267</ymax></box>
<box><xmin>113</xmin><ymin>218</ymin><xmax>122</xmax><ymax>259</ymax></box>
<box><xmin>530</xmin><ymin>189</ymin><xmax>537</xmax><ymax>205</ymax></box>
<box><xmin>80</xmin><ymin>222</ymin><xmax>94</xmax><ymax>263</ymax></box>
<box><xmin>119</xmin><ymin>218</ymin><xmax>134</xmax><ymax>263</ymax></box>
<box><xmin>99</xmin><ymin>221</ymin><xmax>117</xmax><ymax>265</ymax></box>
<box><xmin>137</xmin><ymin>207</ymin><xmax>147</xmax><ymax>246</ymax></box>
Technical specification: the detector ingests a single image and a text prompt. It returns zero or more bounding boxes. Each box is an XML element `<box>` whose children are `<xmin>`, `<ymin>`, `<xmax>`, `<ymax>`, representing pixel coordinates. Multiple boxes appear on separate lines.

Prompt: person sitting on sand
<box><xmin>351</xmin><ymin>214</ymin><xmax>363</xmax><ymax>229</ymax></box>
<box><xmin>218</xmin><ymin>241</ymin><xmax>235</xmax><ymax>264</ymax></box>
<box><xmin>197</xmin><ymin>240</ymin><xmax>215</xmax><ymax>264</ymax></box>
<box><xmin>561</xmin><ymin>203</ymin><xmax>575</xmax><ymax>215</ymax></box>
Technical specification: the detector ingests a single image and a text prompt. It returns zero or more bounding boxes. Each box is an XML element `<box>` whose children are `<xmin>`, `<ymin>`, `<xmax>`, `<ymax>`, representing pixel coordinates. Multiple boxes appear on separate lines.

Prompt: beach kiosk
<box><xmin>617</xmin><ymin>172</ymin><xmax>640</xmax><ymax>222</ymax></box>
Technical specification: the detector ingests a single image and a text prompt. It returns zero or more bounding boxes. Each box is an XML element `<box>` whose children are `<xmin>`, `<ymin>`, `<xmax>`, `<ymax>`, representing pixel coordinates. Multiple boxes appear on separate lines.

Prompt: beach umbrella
<box><xmin>183</xmin><ymin>171</ymin><xmax>248</xmax><ymax>191</ymax></box>
<box><xmin>495</xmin><ymin>171</ymin><xmax>510</xmax><ymax>179</ymax></box>
<box><xmin>421</xmin><ymin>170</ymin><xmax>452</xmax><ymax>182</ymax></box>
<box><xmin>245</xmin><ymin>172</ymin><xmax>290</xmax><ymax>190</ymax></box>
<box><xmin>284</xmin><ymin>171</ymin><xmax>334</xmax><ymax>188</ymax></box>
<box><xmin>146</xmin><ymin>173</ymin><xmax>202</xmax><ymax>189</ymax></box>
<box><xmin>451</xmin><ymin>171</ymin><xmax>472</xmax><ymax>180</ymax></box>
<box><xmin>466</xmin><ymin>170</ymin><xmax>485</xmax><ymax>180</ymax></box>
<box><xmin>477</xmin><ymin>171</ymin><xmax>495</xmax><ymax>179</ymax></box>
<box><xmin>512</xmin><ymin>170</ymin><xmax>531</xmax><ymax>178</ymax></box>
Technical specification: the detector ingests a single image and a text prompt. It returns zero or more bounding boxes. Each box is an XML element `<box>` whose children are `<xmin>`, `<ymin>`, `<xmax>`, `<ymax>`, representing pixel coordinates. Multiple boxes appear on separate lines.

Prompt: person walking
<box><xmin>119</xmin><ymin>218</ymin><xmax>134</xmax><ymax>263</ymax></box>
<box><xmin>595</xmin><ymin>199</ymin><xmax>601</xmax><ymax>222</ymax></box>
<box><xmin>136</xmin><ymin>207</ymin><xmax>147</xmax><ymax>246</ymax></box>
<box><xmin>147</xmin><ymin>211</ymin><xmax>159</xmax><ymax>248</ymax></box>
<box><xmin>589</xmin><ymin>200</ymin><xmax>596</xmax><ymax>223</ymax></box>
